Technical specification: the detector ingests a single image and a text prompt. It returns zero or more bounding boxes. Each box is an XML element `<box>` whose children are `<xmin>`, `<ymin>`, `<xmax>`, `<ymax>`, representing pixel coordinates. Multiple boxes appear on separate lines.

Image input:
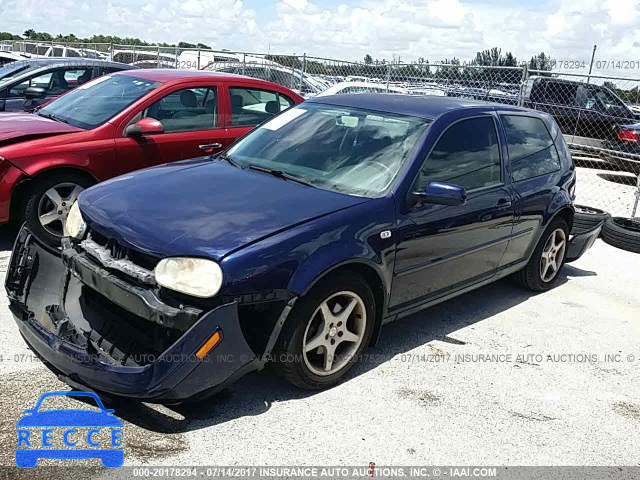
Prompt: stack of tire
<box><xmin>572</xmin><ymin>205</ymin><xmax>640</xmax><ymax>254</ymax></box>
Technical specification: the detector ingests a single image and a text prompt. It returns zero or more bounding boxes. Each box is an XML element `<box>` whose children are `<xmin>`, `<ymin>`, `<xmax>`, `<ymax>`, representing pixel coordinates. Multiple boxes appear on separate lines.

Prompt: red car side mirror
<box><xmin>124</xmin><ymin>117</ymin><xmax>164</xmax><ymax>137</ymax></box>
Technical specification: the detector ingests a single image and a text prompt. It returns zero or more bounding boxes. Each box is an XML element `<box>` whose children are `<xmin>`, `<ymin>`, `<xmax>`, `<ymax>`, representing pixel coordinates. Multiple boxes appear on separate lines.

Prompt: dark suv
<box><xmin>523</xmin><ymin>76</ymin><xmax>640</xmax><ymax>173</ymax></box>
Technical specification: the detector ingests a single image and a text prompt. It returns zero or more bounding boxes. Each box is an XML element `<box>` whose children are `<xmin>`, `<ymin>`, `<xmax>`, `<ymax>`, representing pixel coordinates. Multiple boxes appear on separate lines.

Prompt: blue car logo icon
<box><xmin>16</xmin><ymin>391</ymin><xmax>124</xmax><ymax>468</ymax></box>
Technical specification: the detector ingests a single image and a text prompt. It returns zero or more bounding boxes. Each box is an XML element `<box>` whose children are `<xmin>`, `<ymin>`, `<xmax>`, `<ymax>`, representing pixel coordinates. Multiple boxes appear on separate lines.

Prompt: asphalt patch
<box><xmin>396</xmin><ymin>387</ymin><xmax>443</xmax><ymax>406</ymax></box>
<box><xmin>612</xmin><ymin>401</ymin><xmax>640</xmax><ymax>421</ymax></box>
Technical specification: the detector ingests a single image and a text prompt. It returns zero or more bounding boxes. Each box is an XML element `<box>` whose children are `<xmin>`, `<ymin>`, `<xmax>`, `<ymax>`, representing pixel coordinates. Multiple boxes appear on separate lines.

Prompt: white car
<box><xmin>316</xmin><ymin>81</ymin><xmax>407</xmax><ymax>97</ymax></box>
<box><xmin>7</xmin><ymin>42</ymin><xmax>106</xmax><ymax>59</ymax></box>
<box><xmin>211</xmin><ymin>61</ymin><xmax>325</xmax><ymax>98</ymax></box>
<box><xmin>0</xmin><ymin>51</ymin><xmax>30</xmax><ymax>66</ymax></box>
<box><xmin>180</xmin><ymin>50</ymin><xmax>277</xmax><ymax>71</ymax></box>
<box><xmin>407</xmin><ymin>86</ymin><xmax>447</xmax><ymax>97</ymax></box>
<box><xmin>111</xmin><ymin>49</ymin><xmax>177</xmax><ymax>69</ymax></box>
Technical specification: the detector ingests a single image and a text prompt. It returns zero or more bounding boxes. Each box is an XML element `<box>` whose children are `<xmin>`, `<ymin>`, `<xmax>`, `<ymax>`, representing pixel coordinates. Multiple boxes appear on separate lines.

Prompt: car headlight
<box><xmin>154</xmin><ymin>257</ymin><xmax>223</xmax><ymax>298</ymax></box>
<box><xmin>64</xmin><ymin>201</ymin><xmax>87</xmax><ymax>239</ymax></box>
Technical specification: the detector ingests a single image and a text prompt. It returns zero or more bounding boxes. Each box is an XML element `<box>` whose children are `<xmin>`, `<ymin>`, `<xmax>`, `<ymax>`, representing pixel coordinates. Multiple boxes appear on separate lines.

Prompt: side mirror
<box><xmin>124</xmin><ymin>117</ymin><xmax>164</xmax><ymax>137</ymax></box>
<box><xmin>24</xmin><ymin>87</ymin><xmax>46</xmax><ymax>100</ymax></box>
<box><xmin>412</xmin><ymin>181</ymin><xmax>467</xmax><ymax>206</ymax></box>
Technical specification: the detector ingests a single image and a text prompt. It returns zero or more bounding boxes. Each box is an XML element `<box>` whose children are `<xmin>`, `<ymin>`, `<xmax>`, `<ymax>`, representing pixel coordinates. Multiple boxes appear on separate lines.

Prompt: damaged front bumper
<box><xmin>5</xmin><ymin>227</ymin><xmax>276</xmax><ymax>403</ymax></box>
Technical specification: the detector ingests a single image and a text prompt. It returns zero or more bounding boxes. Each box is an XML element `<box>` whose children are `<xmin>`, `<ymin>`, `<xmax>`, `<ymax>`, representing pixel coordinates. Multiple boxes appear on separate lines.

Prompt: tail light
<box><xmin>617</xmin><ymin>129</ymin><xmax>639</xmax><ymax>142</ymax></box>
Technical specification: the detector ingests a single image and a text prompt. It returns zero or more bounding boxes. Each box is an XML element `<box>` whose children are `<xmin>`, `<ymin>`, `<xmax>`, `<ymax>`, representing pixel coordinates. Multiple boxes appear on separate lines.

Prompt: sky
<box><xmin>2</xmin><ymin>0</ymin><xmax>640</xmax><ymax>76</ymax></box>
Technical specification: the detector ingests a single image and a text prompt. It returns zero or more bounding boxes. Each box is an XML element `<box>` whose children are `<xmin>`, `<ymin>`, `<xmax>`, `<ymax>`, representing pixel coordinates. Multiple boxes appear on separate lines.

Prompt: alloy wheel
<box><xmin>37</xmin><ymin>182</ymin><xmax>84</xmax><ymax>237</ymax></box>
<box><xmin>302</xmin><ymin>291</ymin><xmax>367</xmax><ymax>376</ymax></box>
<box><xmin>540</xmin><ymin>228</ymin><xmax>567</xmax><ymax>282</ymax></box>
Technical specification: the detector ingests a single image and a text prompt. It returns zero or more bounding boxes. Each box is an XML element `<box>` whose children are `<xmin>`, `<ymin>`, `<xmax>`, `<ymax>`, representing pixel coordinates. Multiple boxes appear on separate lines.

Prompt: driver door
<box><xmin>389</xmin><ymin>115</ymin><xmax>514</xmax><ymax>310</ymax></box>
<box><xmin>114</xmin><ymin>84</ymin><xmax>233</xmax><ymax>171</ymax></box>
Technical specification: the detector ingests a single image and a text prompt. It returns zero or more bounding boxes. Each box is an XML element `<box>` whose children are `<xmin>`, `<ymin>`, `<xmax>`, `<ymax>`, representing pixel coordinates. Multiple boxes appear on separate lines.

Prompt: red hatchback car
<box><xmin>0</xmin><ymin>70</ymin><xmax>304</xmax><ymax>244</ymax></box>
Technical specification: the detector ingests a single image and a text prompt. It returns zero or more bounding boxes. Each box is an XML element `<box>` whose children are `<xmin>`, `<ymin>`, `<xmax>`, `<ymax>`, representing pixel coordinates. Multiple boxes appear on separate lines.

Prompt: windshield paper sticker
<box><xmin>261</xmin><ymin>108</ymin><xmax>307</xmax><ymax>131</ymax></box>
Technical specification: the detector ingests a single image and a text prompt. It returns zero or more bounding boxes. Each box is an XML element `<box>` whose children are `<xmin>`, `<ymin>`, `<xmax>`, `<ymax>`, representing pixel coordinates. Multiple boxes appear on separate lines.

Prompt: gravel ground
<box><xmin>0</xmin><ymin>197</ymin><xmax>638</xmax><ymax>473</ymax></box>
<box><xmin>572</xmin><ymin>159</ymin><xmax>639</xmax><ymax>217</ymax></box>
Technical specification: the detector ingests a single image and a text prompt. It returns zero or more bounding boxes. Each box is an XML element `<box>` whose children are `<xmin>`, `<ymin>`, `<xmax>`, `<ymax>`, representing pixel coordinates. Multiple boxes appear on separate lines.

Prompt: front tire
<box><xmin>515</xmin><ymin>217</ymin><xmax>569</xmax><ymax>292</ymax></box>
<box><xmin>20</xmin><ymin>171</ymin><xmax>93</xmax><ymax>246</ymax></box>
<box><xmin>273</xmin><ymin>271</ymin><xmax>375</xmax><ymax>390</ymax></box>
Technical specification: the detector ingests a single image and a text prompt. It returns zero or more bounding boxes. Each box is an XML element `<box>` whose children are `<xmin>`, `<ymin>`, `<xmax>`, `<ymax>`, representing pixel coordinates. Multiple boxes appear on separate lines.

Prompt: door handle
<box><xmin>496</xmin><ymin>199</ymin><xmax>512</xmax><ymax>209</ymax></box>
<box><xmin>199</xmin><ymin>143</ymin><xmax>223</xmax><ymax>151</ymax></box>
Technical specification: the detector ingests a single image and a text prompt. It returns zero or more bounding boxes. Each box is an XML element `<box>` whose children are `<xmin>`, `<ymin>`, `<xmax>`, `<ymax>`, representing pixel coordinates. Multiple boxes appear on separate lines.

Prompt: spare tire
<box><xmin>572</xmin><ymin>205</ymin><xmax>610</xmax><ymax>236</ymax></box>
<box><xmin>601</xmin><ymin>217</ymin><xmax>640</xmax><ymax>254</ymax></box>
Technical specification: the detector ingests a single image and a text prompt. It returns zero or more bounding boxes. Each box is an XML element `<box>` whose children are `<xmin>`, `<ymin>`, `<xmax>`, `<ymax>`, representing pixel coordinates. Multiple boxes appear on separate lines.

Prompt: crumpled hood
<box><xmin>78</xmin><ymin>158</ymin><xmax>368</xmax><ymax>260</ymax></box>
<box><xmin>0</xmin><ymin>112</ymin><xmax>82</xmax><ymax>144</ymax></box>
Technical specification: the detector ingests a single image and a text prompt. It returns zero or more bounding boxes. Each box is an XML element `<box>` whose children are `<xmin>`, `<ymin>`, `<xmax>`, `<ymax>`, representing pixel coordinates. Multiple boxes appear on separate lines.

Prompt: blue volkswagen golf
<box><xmin>6</xmin><ymin>95</ymin><xmax>601</xmax><ymax>402</ymax></box>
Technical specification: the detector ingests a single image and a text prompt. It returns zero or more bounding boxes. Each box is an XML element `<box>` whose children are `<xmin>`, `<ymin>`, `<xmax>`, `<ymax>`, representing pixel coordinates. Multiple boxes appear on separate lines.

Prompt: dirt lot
<box><xmin>0</xmin><ymin>214</ymin><xmax>638</xmax><ymax>472</ymax></box>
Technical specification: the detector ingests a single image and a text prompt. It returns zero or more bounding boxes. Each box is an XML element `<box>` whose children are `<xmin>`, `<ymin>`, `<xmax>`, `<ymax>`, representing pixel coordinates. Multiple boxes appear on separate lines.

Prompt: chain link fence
<box><xmin>2</xmin><ymin>40</ymin><xmax>639</xmax><ymax>217</ymax></box>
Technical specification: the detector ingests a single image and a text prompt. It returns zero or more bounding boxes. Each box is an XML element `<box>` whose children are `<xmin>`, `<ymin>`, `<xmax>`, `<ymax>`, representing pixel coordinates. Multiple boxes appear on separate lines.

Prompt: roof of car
<box><xmin>307</xmin><ymin>94</ymin><xmax>525</xmax><ymax>119</ymax></box>
<box><xmin>115</xmin><ymin>68</ymin><xmax>261</xmax><ymax>82</ymax></box>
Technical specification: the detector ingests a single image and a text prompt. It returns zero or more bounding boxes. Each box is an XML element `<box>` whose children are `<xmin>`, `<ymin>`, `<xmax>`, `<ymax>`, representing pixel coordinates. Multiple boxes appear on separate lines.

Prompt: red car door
<box><xmin>114</xmin><ymin>82</ymin><xmax>237</xmax><ymax>169</ymax></box>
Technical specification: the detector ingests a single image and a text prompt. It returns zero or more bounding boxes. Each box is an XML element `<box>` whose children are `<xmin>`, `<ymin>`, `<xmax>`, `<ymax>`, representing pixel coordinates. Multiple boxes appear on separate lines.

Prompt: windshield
<box><xmin>226</xmin><ymin>103</ymin><xmax>430</xmax><ymax>198</ymax></box>
<box><xmin>37</xmin><ymin>74</ymin><xmax>160</xmax><ymax>129</ymax></box>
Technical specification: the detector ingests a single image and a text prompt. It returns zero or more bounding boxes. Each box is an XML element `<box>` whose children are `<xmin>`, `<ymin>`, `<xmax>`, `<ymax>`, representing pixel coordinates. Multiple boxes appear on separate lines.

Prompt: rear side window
<box><xmin>418</xmin><ymin>116</ymin><xmax>501</xmax><ymax>192</ymax></box>
<box><xmin>229</xmin><ymin>87</ymin><xmax>285</xmax><ymax>127</ymax></box>
<box><xmin>501</xmin><ymin>115</ymin><xmax>561</xmax><ymax>182</ymax></box>
<box><xmin>542</xmin><ymin>82</ymin><xmax>577</xmax><ymax>106</ymax></box>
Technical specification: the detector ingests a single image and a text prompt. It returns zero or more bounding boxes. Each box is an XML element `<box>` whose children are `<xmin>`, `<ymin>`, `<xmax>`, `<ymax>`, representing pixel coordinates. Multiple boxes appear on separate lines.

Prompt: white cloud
<box><xmin>1</xmin><ymin>0</ymin><xmax>640</xmax><ymax>78</ymax></box>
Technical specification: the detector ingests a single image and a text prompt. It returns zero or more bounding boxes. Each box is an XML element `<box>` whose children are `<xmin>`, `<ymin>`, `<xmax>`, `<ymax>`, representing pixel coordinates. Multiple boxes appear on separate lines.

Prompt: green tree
<box><xmin>529</xmin><ymin>52</ymin><xmax>554</xmax><ymax>71</ymax></box>
<box><xmin>364</xmin><ymin>54</ymin><xmax>373</xmax><ymax>65</ymax></box>
<box><xmin>0</xmin><ymin>32</ymin><xmax>21</xmax><ymax>40</ymax></box>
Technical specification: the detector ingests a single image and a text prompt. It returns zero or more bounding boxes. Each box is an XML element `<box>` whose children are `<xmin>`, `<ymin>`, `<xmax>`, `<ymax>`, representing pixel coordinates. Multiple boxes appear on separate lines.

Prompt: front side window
<box><xmin>9</xmin><ymin>72</ymin><xmax>53</xmax><ymax>97</ymax></box>
<box><xmin>9</xmin><ymin>68</ymin><xmax>93</xmax><ymax>98</ymax></box>
<box><xmin>417</xmin><ymin>116</ymin><xmax>501</xmax><ymax>192</ymax></box>
<box><xmin>229</xmin><ymin>87</ymin><xmax>283</xmax><ymax>127</ymax></box>
<box><xmin>37</xmin><ymin>74</ymin><xmax>160</xmax><ymax>129</ymax></box>
<box><xmin>140</xmin><ymin>86</ymin><xmax>218</xmax><ymax>133</ymax></box>
<box><xmin>226</xmin><ymin>102</ymin><xmax>430</xmax><ymax>198</ymax></box>
<box><xmin>576</xmin><ymin>85</ymin><xmax>624</xmax><ymax>113</ymax></box>
<box><xmin>501</xmin><ymin>115</ymin><xmax>561</xmax><ymax>182</ymax></box>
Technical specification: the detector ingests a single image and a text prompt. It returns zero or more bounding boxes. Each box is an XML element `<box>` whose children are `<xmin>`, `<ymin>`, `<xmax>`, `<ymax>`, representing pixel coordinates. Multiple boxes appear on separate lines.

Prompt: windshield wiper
<box><xmin>247</xmin><ymin>164</ymin><xmax>315</xmax><ymax>187</ymax></box>
<box><xmin>37</xmin><ymin>112</ymin><xmax>68</xmax><ymax>124</ymax></box>
<box><xmin>216</xmin><ymin>153</ymin><xmax>241</xmax><ymax>168</ymax></box>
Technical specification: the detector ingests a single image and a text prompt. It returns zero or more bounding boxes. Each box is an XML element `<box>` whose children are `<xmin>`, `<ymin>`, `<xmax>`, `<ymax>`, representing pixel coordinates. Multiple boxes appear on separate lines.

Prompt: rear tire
<box><xmin>515</xmin><ymin>217</ymin><xmax>569</xmax><ymax>292</ymax></box>
<box><xmin>20</xmin><ymin>171</ymin><xmax>93</xmax><ymax>246</ymax></box>
<box><xmin>572</xmin><ymin>205</ymin><xmax>610</xmax><ymax>236</ymax></box>
<box><xmin>601</xmin><ymin>217</ymin><xmax>640</xmax><ymax>254</ymax></box>
<box><xmin>273</xmin><ymin>271</ymin><xmax>375</xmax><ymax>390</ymax></box>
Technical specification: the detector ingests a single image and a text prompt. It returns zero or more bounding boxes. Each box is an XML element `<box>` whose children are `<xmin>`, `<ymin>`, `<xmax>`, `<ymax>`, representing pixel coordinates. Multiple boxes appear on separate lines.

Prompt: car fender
<box><xmin>543</xmin><ymin>188</ymin><xmax>574</xmax><ymax>230</ymax></box>
<box><xmin>289</xmin><ymin>246</ymin><xmax>389</xmax><ymax>297</ymax></box>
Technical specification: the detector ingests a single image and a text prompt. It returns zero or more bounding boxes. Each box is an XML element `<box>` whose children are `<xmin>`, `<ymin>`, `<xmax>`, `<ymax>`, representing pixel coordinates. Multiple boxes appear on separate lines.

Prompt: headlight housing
<box><xmin>154</xmin><ymin>257</ymin><xmax>223</xmax><ymax>298</ymax></box>
<box><xmin>64</xmin><ymin>201</ymin><xmax>87</xmax><ymax>239</ymax></box>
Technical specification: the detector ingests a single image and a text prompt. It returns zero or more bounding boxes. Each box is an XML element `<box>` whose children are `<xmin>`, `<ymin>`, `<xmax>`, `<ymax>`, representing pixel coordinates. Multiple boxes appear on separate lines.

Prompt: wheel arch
<box><xmin>296</xmin><ymin>259</ymin><xmax>388</xmax><ymax>347</ymax></box>
<box><xmin>10</xmin><ymin>165</ymin><xmax>99</xmax><ymax>222</ymax></box>
<box><xmin>551</xmin><ymin>205</ymin><xmax>574</xmax><ymax>233</ymax></box>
